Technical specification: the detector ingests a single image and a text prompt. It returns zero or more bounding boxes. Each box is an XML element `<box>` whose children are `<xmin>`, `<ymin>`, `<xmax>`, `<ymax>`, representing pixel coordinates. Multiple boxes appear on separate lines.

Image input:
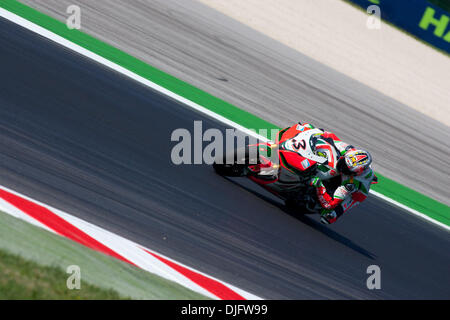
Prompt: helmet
<box><xmin>337</xmin><ymin>149</ymin><xmax>372</xmax><ymax>176</ymax></box>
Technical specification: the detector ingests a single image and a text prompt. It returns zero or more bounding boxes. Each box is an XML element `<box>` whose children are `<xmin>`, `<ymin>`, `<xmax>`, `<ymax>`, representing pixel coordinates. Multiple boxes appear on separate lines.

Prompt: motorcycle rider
<box><xmin>279</xmin><ymin>122</ymin><xmax>376</xmax><ymax>225</ymax></box>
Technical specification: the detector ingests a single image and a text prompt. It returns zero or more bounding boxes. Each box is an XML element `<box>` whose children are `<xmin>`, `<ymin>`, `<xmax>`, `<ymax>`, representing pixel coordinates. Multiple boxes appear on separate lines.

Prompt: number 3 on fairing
<box><xmin>293</xmin><ymin>139</ymin><xmax>306</xmax><ymax>150</ymax></box>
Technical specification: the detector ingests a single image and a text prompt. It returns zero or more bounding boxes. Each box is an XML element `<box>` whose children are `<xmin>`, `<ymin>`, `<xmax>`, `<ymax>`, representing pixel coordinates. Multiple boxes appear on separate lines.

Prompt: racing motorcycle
<box><xmin>213</xmin><ymin>125</ymin><xmax>344</xmax><ymax>215</ymax></box>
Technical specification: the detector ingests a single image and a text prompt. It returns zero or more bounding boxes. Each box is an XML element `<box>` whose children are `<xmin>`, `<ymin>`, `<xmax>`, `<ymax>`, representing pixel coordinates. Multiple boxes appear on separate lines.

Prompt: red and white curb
<box><xmin>0</xmin><ymin>185</ymin><xmax>261</xmax><ymax>300</ymax></box>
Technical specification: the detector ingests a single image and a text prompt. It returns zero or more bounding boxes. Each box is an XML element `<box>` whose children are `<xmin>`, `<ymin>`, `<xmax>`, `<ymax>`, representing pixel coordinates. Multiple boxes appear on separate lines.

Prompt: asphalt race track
<box><xmin>1</xmin><ymin>18</ymin><xmax>449</xmax><ymax>299</ymax></box>
<box><xmin>20</xmin><ymin>0</ymin><xmax>450</xmax><ymax>207</ymax></box>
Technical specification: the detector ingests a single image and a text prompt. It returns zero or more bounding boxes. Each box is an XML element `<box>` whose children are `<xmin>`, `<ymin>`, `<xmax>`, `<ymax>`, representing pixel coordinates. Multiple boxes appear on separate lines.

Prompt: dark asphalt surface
<box><xmin>20</xmin><ymin>0</ymin><xmax>450</xmax><ymax>207</ymax></box>
<box><xmin>1</xmin><ymin>18</ymin><xmax>449</xmax><ymax>299</ymax></box>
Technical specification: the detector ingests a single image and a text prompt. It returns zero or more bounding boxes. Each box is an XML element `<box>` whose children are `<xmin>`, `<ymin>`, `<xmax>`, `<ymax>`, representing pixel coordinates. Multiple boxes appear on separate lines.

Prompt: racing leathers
<box><xmin>278</xmin><ymin>122</ymin><xmax>376</xmax><ymax>225</ymax></box>
<box><xmin>309</xmin><ymin>126</ymin><xmax>375</xmax><ymax>224</ymax></box>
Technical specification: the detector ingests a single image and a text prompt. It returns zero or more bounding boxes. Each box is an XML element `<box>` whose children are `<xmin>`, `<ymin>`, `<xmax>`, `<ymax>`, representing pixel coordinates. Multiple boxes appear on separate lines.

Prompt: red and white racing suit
<box><xmin>279</xmin><ymin>123</ymin><xmax>375</xmax><ymax>224</ymax></box>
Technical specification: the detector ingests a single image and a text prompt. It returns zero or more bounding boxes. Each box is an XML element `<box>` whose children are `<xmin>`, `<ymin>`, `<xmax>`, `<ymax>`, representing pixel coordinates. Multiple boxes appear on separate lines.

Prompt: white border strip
<box><xmin>0</xmin><ymin>8</ymin><xmax>447</xmax><ymax>236</ymax></box>
<box><xmin>370</xmin><ymin>190</ymin><xmax>449</xmax><ymax>231</ymax></box>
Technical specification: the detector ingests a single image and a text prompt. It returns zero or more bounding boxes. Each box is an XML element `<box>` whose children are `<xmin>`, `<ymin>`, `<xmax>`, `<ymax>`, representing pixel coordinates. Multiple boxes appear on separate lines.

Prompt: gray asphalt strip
<box><xmin>1</xmin><ymin>18</ymin><xmax>449</xmax><ymax>299</ymax></box>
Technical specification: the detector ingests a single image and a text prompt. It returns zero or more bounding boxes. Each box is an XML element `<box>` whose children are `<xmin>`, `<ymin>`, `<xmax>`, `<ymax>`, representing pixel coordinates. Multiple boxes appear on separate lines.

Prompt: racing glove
<box><xmin>320</xmin><ymin>209</ymin><xmax>337</xmax><ymax>224</ymax></box>
<box><xmin>309</xmin><ymin>176</ymin><xmax>321</xmax><ymax>187</ymax></box>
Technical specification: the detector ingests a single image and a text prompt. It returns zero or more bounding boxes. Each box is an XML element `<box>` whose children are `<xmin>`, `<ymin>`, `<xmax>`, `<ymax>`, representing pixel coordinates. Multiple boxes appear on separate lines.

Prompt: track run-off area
<box><xmin>0</xmin><ymin>8</ymin><xmax>449</xmax><ymax>299</ymax></box>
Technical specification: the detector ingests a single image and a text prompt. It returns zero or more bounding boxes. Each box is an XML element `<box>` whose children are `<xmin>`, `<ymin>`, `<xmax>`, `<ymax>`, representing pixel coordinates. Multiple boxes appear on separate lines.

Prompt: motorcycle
<box><xmin>213</xmin><ymin>125</ymin><xmax>338</xmax><ymax>215</ymax></box>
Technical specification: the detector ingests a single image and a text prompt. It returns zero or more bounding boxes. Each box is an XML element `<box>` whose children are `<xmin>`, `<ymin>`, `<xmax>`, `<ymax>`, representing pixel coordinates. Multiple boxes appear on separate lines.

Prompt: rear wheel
<box><xmin>213</xmin><ymin>162</ymin><xmax>246</xmax><ymax>177</ymax></box>
<box><xmin>213</xmin><ymin>145</ymin><xmax>259</xmax><ymax>177</ymax></box>
<box><xmin>284</xmin><ymin>187</ymin><xmax>318</xmax><ymax>214</ymax></box>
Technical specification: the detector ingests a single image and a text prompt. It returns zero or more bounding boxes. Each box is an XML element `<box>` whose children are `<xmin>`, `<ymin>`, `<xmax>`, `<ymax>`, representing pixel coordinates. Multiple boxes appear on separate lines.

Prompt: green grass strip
<box><xmin>1</xmin><ymin>0</ymin><xmax>449</xmax><ymax>227</ymax></box>
<box><xmin>0</xmin><ymin>211</ymin><xmax>209</xmax><ymax>299</ymax></box>
<box><xmin>0</xmin><ymin>249</ymin><xmax>127</xmax><ymax>299</ymax></box>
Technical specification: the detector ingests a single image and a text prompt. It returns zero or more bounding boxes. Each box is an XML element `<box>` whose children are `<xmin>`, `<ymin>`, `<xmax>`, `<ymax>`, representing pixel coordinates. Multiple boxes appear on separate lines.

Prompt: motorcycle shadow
<box><xmin>223</xmin><ymin>177</ymin><xmax>376</xmax><ymax>260</ymax></box>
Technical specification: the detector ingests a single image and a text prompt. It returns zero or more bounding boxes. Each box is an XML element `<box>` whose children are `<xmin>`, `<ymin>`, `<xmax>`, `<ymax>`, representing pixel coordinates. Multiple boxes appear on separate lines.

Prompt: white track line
<box><xmin>370</xmin><ymin>191</ymin><xmax>449</xmax><ymax>231</ymax></box>
<box><xmin>0</xmin><ymin>7</ymin><xmax>447</xmax><ymax>241</ymax></box>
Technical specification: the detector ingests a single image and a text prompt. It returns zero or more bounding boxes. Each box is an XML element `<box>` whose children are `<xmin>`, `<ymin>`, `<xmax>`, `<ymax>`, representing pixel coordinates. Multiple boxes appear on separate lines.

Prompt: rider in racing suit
<box><xmin>280</xmin><ymin>122</ymin><xmax>376</xmax><ymax>225</ymax></box>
